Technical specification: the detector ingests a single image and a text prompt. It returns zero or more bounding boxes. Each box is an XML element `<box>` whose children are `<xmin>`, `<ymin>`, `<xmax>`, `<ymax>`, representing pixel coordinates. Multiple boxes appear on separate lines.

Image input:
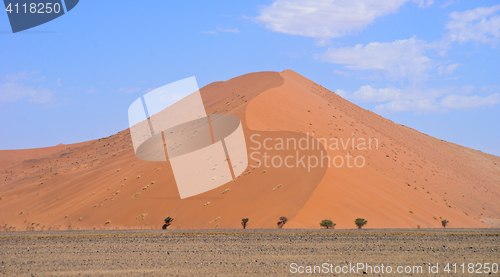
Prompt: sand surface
<box><xmin>0</xmin><ymin>70</ymin><xmax>499</xmax><ymax>231</ymax></box>
<box><xmin>1</xmin><ymin>229</ymin><xmax>498</xmax><ymax>276</ymax></box>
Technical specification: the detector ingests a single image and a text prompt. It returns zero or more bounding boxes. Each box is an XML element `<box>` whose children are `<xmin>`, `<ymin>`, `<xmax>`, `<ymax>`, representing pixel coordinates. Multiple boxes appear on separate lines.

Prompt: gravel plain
<box><xmin>0</xmin><ymin>229</ymin><xmax>499</xmax><ymax>276</ymax></box>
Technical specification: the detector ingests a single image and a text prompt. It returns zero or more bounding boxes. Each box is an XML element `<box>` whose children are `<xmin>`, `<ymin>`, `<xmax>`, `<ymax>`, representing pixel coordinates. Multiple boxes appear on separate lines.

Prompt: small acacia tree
<box><xmin>241</xmin><ymin>218</ymin><xmax>249</xmax><ymax>229</ymax></box>
<box><xmin>320</xmin><ymin>219</ymin><xmax>336</xmax><ymax>229</ymax></box>
<box><xmin>162</xmin><ymin>216</ymin><xmax>174</xmax><ymax>230</ymax></box>
<box><xmin>441</xmin><ymin>219</ymin><xmax>449</xmax><ymax>228</ymax></box>
<box><xmin>277</xmin><ymin>216</ymin><xmax>288</xmax><ymax>228</ymax></box>
<box><xmin>354</xmin><ymin>218</ymin><xmax>367</xmax><ymax>229</ymax></box>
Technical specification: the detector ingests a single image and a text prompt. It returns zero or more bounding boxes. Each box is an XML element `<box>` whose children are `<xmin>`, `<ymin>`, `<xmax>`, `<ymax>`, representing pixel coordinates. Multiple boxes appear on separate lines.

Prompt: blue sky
<box><xmin>1</xmin><ymin>0</ymin><xmax>499</xmax><ymax>155</ymax></box>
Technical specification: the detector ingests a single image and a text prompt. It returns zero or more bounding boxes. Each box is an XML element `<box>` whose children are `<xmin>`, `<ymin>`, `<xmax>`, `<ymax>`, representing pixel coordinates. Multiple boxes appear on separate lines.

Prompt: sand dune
<box><xmin>1</xmin><ymin>70</ymin><xmax>499</xmax><ymax>231</ymax></box>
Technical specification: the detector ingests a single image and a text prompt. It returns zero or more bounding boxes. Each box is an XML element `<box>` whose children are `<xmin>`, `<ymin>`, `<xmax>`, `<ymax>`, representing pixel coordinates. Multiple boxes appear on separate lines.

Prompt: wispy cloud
<box><xmin>255</xmin><ymin>0</ymin><xmax>433</xmax><ymax>39</ymax></box>
<box><xmin>438</xmin><ymin>63</ymin><xmax>460</xmax><ymax>76</ymax></box>
<box><xmin>440</xmin><ymin>0</ymin><xmax>455</xmax><ymax>8</ymax></box>
<box><xmin>118</xmin><ymin>87</ymin><xmax>141</xmax><ymax>94</ymax></box>
<box><xmin>0</xmin><ymin>71</ymin><xmax>56</xmax><ymax>104</ymax></box>
<box><xmin>203</xmin><ymin>25</ymin><xmax>240</xmax><ymax>35</ymax></box>
<box><xmin>319</xmin><ymin>36</ymin><xmax>439</xmax><ymax>83</ymax></box>
<box><xmin>337</xmin><ymin>85</ymin><xmax>499</xmax><ymax>113</ymax></box>
<box><xmin>445</xmin><ymin>4</ymin><xmax>500</xmax><ymax>44</ymax></box>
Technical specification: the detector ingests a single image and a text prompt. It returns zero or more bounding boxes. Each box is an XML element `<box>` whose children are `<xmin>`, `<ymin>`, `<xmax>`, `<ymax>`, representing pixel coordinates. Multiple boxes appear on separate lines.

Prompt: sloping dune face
<box><xmin>0</xmin><ymin>70</ymin><xmax>499</xmax><ymax>231</ymax></box>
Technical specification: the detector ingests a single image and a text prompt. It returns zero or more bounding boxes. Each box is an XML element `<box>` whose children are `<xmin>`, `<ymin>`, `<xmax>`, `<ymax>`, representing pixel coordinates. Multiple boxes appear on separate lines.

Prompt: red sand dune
<box><xmin>1</xmin><ymin>70</ymin><xmax>499</xmax><ymax>231</ymax></box>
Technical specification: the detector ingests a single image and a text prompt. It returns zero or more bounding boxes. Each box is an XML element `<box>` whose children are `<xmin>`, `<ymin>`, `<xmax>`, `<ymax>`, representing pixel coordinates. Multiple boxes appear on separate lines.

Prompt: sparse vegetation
<box><xmin>105</xmin><ymin>220</ymin><xmax>111</xmax><ymax>225</ymax></box>
<box><xmin>222</xmin><ymin>188</ymin><xmax>230</xmax><ymax>194</ymax></box>
<box><xmin>273</xmin><ymin>184</ymin><xmax>282</xmax><ymax>190</ymax></box>
<box><xmin>131</xmin><ymin>193</ymin><xmax>139</xmax><ymax>199</ymax></box>
<box><xmin>162</xmin><ymin>216</ymin><xmax>174</xmax><ymax>229</ymax></box>
<box><xmin>136</xmin><ymin>214</ymin><xmax>146</xmax><ymax>220</ymax></box>
<box><xmin>355</xmin><ymin>218</ymin><xmax>368</xmax><ymax>229</ymax></box>
<box><xmin>441</xmin><ymin>219</ymin><xmax>449</xmax><ymax>228</ymax></box>
<box><xmin>241</xmin><ymin>218</ymin><xmax>249</xmax><ymax>229</ymax></box>
<box><xmin>277</xmin><ymin>216</ymin><xmax>288</xmax><ymax>228</ymax></box>
<box><xmin>204</xmin><ymin>202</ymin><xmax>210</xmax><ymax>206</ymax></box>
<box><xmin>143</xmin><ymin>185</ymin><xmax>149</xmax><ymax>190</ymax></box>
<box><xmin>320</xmin><ymin>219</ymin><xmax>335</xmax><ymax>229</ymax></box>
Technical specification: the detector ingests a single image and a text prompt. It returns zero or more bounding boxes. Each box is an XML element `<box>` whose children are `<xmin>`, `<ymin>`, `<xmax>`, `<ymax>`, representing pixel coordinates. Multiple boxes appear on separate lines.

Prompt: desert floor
<box><xmin>0</xmin><ymin>229</ymin><xmax>498</xmax><ymax>276</ymax></box>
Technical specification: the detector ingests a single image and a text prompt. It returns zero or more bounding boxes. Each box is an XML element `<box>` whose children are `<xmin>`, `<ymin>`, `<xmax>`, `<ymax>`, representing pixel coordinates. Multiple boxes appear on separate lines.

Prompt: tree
<box><xmin>277</xmin><ymin>216</ymin><xmax>288</xmax><ymax>228</ymax></box>
<box><xmin>320</xmin><ymin>219</ymin><xmax>335</xmax><ymax>229</ymax></box>
<box><xmin>241</xmin><ymin>218</ymin><xmax>249</xmax><ymax>229</ymax></box>
<box><xmin>441</xmin><ymin>219</ymin><xmax>449</xmax><ymax>228</ymax></box>
<box><xmin>354</xmin><ymin>218</ymin><xmax>367</xmax><ymax>229</ymax></box>
<box><xmin>162</xmin><ymin>216</ymin><xmax>174</xmax><ymax>230</ymax></box>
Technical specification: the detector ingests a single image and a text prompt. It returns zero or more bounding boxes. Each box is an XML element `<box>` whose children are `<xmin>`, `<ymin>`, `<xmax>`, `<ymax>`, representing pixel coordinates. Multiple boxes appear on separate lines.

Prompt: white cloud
<box><xmin>438</xmin><ymin>63</ymin><xmax>460</xmax><ymax>76</ymax></box>
<box><xmin>320</xmin><ymin>36</ymin><xmax>436</xmax><ymax>82</ymax></box>
<box><xmin>334</xmin><ymin>88</ymin><xmax>348</xmax><ymax>98</ymax></box>
<box><xmin>440</xmin><ymin>93</ymin><xmax>500</xmax><ymax>109</ymax></box>
<box><xmin>350</xmin><ymin>85</ymin><xmax>401</xmax><ymax>102</ymax></box>
<box><xmin>440</xmin><ymin>0</ymin><xmax>454</xmax><ymax>9</ymax></box>
<box><xmin>480</xmin><ymin>85</ymin><xmax>500</xmax><ymax>92</ymax></box>
<box><xmin>255</xmin><ymin>0</ymin><xmax>432</xmax><ymax>39</ymax></box>
<box><xmin>339</xmin><ymin>84</ymin><xmax>498</xmax><ymax>112</ymax></box>
<box><xmin>332</xmin><ymin>69</ymin><xmax>354</xmax><ymax>77</ymax></box>
<box><xmin>0</xmin><ymin>81</ymin><xmax>54</xmax><ymax>104</ymax></box>
<box><xmin>4</xmin><ymin>72</ymin><xmax>30</xmax><ymax>82</ymax></box>
<box><xmin>0</xmin><ymin>72</ymin><xmax>55</xmax><ymax>104</ymax></box>
<box><xmin>118</xmin><ymin>87</ymin><xmax>141</xmax><ymax>94</ymax></box>
<box><xmin>445</xmin><ymin>4</ymin><xmax>500</xmax><ymax>44</ymax></box>
<box><xmin>203</xmin><ymin>25</ymin><xmax>240</xmax><ymax>35</ymax></box>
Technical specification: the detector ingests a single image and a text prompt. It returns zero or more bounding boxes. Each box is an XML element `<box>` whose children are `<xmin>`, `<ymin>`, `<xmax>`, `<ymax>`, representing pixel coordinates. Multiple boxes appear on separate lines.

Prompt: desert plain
<box><xmin>1</xmin><ymin>228</ymin><xmax>499</xmax><ymax>276</ymax></box>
